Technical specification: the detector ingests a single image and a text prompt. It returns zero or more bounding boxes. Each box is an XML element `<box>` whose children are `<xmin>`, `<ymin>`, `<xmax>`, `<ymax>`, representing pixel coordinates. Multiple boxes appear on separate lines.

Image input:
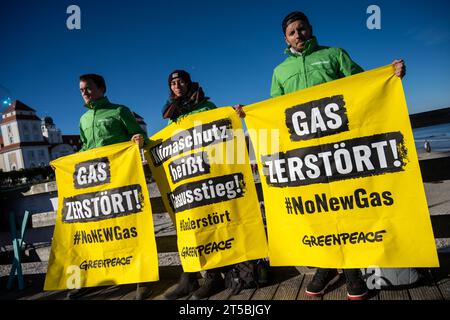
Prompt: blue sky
<box><xmin>1</xmin><ymin>0</ymin><xmax>449</xmax><ymax>136</ymax></box>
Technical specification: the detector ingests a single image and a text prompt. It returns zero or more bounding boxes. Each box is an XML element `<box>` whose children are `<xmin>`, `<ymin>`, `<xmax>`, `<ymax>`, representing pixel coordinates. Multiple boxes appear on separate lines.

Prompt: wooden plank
<box><xmin>379</xmin><ymin>289</ymin><xmax>410</xmax><ymax>300</ymax></box>
<box><xmin>251</xmin><ymin>282</ymin><xmax>279</xmax><ymax>300</ymax></box>
<box><xmin>409</xmin><ymin>284</ymin><xmax>444</xmax><ymax>300</ymax></box>
<box><xmin>368</xmin><ymin>290</ymin><xmax>380</xmax><ymax>300</ymax></box>
<box><xmin>297</xmin><ymin>274</ymin><xmax>321</xmax><ymax>300</ymax></box>
<box><xmin>23</xmin><ymin>288</ymin><xmax>67</xmax><ymax>300</ymax></box>
<box><xmin>96</xmin><ymin>284</ymin><xmax>137</xmax><ymax>300</ymax></box>
<box><xmin>115</xmin><ymin>283</ymin><xmax>153</xmax><ymax>300</ymax></box>
<box><xmin>37</xmin><ymin>290</ymin><xmax>69</xmax><ymax>300</ymax></box>
<box><xmin>208</xmin><ymin>288</ymin><xmax>233</xmax><ymax>300</ymax></box>
<box><xmin>430</xmin><ymin>215</ymin><xmax>450</xmax><ymax>238</ymax></box>
<box><xmin>76</xmin><ymin>286</ymin><xmax>111</xmax><ymax>300</ymax></box>
<box><xmin>147</xmin><ymin>278</ymin><xmax>179</xmax><ymax>300</ymax></box>
<box><xmin>12</xmin><ymin>287</ymin><xmax>45</xmax><ymax>300</ymax></box>
<box><xmin>322</xmin><ymin>281</ymin><xmax>347</xmax><ymax>300</ymax></box>
<box><xmin>273</xmin><ymin>274</ymin><xmax>303</xmax><ymax>300</ymax></box>
<box><xmin>229</xmin><ymin>288</ymin><xmax>256</xmax><ymax>300</ymax></box>
<box><xmin>436</xmin><ymin>278</ymin><xmax>450</xmax><ymax>300</ymax></box>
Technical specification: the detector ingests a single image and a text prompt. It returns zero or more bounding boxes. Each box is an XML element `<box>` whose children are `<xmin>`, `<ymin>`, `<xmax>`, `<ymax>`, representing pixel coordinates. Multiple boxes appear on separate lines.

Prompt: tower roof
<box><xmin>42</xmin><ymin>116</ymin><xmax>55</xmax><ymax>126</ymax></box>
<box><xmin>3</xmin><ymin>100</ymin><xmax>36</xmax><ymax>113</ymax></box>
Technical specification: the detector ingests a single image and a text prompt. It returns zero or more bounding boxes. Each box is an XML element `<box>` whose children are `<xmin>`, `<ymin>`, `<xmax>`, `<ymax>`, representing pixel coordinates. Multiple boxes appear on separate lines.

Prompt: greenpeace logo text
<box><xmin>180</xmin><ymin>238</ymin><xmax>235</xmax><ymax>258</ymax></box>
<box><xmin>302</xmin><ymin>230</ymin><xmax>387</xmax><ymax>247</ymax></box>
<box><xmin>79</xmin><ymin>256</ymin><xmax>132</xmax><ymax>271</ymax></box>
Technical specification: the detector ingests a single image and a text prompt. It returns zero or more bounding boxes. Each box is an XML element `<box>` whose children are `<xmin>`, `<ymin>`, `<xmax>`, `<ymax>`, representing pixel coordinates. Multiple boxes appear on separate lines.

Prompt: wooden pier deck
<box><xmin>0</xmin><ymin>262</ymin><xmax>449</xmax><ymax>301</ymax></box>
<box><xmin>1</xmin><ymin>157</ymin><xmax>450</xmax><ymax>302</ymax></box>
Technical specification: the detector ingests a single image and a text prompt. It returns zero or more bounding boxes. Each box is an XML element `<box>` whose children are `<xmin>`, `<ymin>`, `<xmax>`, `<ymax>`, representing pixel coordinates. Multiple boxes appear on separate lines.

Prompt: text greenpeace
<box><xmin>168</xmin><ymin>173</ymin><xmax>245</xmax><ymax>213</ymax></box>
<box><xmin>62</xmin><ymin>184</ymin><xmax>144</xmax><ymax>223</ymax></box>
<box><xmin>302</xmin><ymin>230</ymin><xmax>387</xmax><ymax>247</ymax></box>
<box><xmin>79</xmin><ymin>256</ymin><xmax>133</xmax><ymax>271</ymax></box>
<box><xmin>285</xmin><ymin>95</ymin><xmax>349</xmax><ymax>141</ymax></box>
<box><xmin>181</xmin><ymin>238</ymin><xmax>235</xmax><ymax>258</ymax></box>
<box><xmin>261</xmin><ymin>132</ymin><xmax>407</xmax><ymax>187</ymax></box>
<box><xmin>149</xmin><ymin>119</ymin><xmax>232</xmax><ymax>166</ymax></box>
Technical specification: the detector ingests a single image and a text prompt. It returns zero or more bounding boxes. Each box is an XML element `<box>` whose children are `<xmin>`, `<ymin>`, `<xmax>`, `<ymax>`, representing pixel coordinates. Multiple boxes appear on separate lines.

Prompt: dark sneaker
<box><xmin>343</xmin><ymin>269</ymin><xmax>368</xmax><ymax>300</ymax></box>
<box><xmin>305</xmin><ymin>268</ymin><xmax>340</xmax><ymax>297</ymax></box>
<box><xmin>162</xmin><ymin>272</ymin><xmax>199</xmax><ymax>300</ymax></box>
<box><xmin>190</xmin><ymin>271</ymin><xmax>224</xmax><ymax>300</ymax></box>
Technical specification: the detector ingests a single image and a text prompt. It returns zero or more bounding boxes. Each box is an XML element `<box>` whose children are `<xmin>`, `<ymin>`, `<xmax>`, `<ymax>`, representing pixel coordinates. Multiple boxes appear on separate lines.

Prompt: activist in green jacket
<box><xmin>161</xmin><ymin>70</ymin><xmax>226</xmax><ymax>301</ymax></box>
<box><xmin>162</xmin><ymin>70</ymin><xmax>216</xmax><ymax>124</ymax></box>
<box><xmin>68</xmin><ymin>74</ymin><xmax>147</xmax><ymax>300</ymax></box>
<box><xmin>270</xmin><ymin>11</ymin><xmax>406</xmax><ymax>302</ymax></box>
<box><xmin>270</xmin><ymin>36</ymin><xmax>364</xmax><ymax>97</ymax></box>
<box><xmin>80</xmin><ymin>97</ymin><xmax>146</xmax><ymax>151</ymax></box>
<box><xmin>79</xmin><ymin>96</ymin><xmax>147</xmax><ymax>152</ymax></box>
<box><xmin>79</xmin><ymin>74</ymin><xmax>147</xmax><ymax>152</ymax></box>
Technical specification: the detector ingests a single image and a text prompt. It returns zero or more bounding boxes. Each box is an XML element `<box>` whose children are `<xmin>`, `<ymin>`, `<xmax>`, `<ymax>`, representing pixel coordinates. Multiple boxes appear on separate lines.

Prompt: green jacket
<box><xmin>79</xmin><ymin>97</ymin><xmax>147</xmax><ymax>151</ymax></box>
<box><xmin>271</xmin><ymin>37</ymin><xmax>364</xmax><ymax>97</ymax></box>
<box><xmin>167</xmin><ymin>100</ymin><xmax>216</xmax><ymax>124</ymax></box>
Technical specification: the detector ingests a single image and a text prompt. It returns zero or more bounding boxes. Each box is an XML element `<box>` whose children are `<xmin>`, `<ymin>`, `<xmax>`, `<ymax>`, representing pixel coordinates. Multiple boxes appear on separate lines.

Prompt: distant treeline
<box><xmin>410</xmin><ymin>107</ymin><xmax>450</xmax><ymax>128</ymax></box>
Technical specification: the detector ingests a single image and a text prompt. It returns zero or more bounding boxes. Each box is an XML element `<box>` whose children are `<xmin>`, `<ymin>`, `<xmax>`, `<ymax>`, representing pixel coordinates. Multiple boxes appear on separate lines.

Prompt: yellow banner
<box><xmin>244</xmin><ymin>65</ymin><xmax>439</xmax><ymax>268</ymax></box>
<box><xmin>44</xmin><ymin>142</ymin><xmax>159</xmax><ymax>290</ymax></box>
<box><xmin>145</xmin><ymin>107</ymin><xmax>268</xmax><ymax>272</ymax></box>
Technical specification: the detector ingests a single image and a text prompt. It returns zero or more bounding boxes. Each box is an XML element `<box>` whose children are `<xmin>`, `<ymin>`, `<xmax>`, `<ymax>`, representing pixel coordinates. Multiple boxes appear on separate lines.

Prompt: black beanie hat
<box><xmin>168</xmin><ymin>70</ymin><xmax>191</xmax><ymax>87</ymax></box>
<box><xmin>282</xmin><ymin>11</ymin><xmax>310</xmax><ymax>34</ymax></box>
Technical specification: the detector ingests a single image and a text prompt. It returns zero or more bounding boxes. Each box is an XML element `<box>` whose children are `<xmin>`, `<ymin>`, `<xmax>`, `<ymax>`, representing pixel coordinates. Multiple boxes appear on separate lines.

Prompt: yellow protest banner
<box><xmin>145</xmin><ymin>107</ymin><xmax>268</xmax><ymax>272</ymax></box>
<box><xmin>244</xmin><ymin>65</ymin><xmax>439</xmax><ymax>268</ymax></box>
<box><xmin>44</xmin><ymin>141</ymin><xmax>159</xmax><ymax>290</ymax></box>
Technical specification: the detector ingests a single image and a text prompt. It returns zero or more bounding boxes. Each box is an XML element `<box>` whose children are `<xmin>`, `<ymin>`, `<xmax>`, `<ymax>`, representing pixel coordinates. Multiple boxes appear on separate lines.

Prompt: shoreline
<box><xmin>417</xmin><ymin>150</ymin><xmax>450</xmax><ymax>161</ymax></box>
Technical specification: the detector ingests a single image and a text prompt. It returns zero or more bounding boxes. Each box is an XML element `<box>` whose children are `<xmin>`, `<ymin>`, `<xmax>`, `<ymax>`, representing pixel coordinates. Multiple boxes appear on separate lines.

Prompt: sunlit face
<box><xmin>284</xmin><ymin>20</ymin><xmax>313</xmax><ymax>52</ymax></box>
<box><xmin>170</xmin><ymin>78</ymin><xmax>189</xmax><ymax>98</ymax></box>
<box><xmin>79</xmin><ymin>79</ymin><xmax>104</xmax><ymax>104</ymax></box>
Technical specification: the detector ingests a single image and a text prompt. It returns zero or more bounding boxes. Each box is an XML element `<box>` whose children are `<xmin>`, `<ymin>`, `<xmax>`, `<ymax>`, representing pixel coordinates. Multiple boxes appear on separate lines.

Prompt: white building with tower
<box><xmin>0</xmin><ymin>100</ymin><xmax>81</xmax><ymax>172</ymax></box>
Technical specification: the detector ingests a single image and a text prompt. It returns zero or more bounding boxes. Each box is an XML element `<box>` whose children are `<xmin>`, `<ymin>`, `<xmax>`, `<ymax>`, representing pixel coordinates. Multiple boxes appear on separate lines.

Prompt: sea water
<box><xmin>413</xmin><ymin>123</ymin><xmax>450</xmax><ymax>154</ymax></box>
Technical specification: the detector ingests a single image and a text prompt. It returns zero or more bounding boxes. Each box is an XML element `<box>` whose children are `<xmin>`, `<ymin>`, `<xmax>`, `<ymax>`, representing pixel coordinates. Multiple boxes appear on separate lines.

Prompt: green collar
<box><xmin>86</xmin><ymin>96</ymin><xmax>110</xmax><ymax>109</ymax></box>
<box><xmin>285</xmin><ymin>36</ymin><xmax>319</xmax><ymax>57</ymax></box>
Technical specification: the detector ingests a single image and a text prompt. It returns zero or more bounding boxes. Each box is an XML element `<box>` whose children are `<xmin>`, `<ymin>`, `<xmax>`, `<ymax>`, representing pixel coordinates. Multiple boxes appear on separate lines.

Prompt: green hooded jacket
<box><xmin>79</xmin><ymin>97</ymin><xmax>147</xmax><ymax>151</ymax></box>
<box><xmin>271</xmin><ymin>37</ymin><xmax>364</xmax><ymax>97</ymax></box>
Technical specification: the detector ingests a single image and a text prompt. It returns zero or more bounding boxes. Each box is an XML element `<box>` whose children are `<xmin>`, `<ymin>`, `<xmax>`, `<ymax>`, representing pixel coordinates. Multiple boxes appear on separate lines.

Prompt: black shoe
<box><xmin>66</xmin><ymin>287</ymin><xmax>96</xmax><ymax>300</ymax></box>
<box><xmin>162</xmin><ymin>272</ymin><xmax>199</xmax><ymax>300</ymax></box>
<box><xmin>305</xmin><ymin>268</ymin><xmax>340</xmax><ymax>297</ymax></box>
<box><xmin>190</xmin><ymin>271</ymin><xmax>224</xmax><ymax>300</ymax></box>
<box><xmin>343</xmin><ymin>269</ymin><xmax>368</xmax><ymax>300</ymax></box>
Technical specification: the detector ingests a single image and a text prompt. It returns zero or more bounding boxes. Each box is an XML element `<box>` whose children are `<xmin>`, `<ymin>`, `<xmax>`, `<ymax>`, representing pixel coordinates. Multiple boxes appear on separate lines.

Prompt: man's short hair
<box><xmin>79</xmin><ymin>74</ymin><xmax>107</xmax><ymax>93</ymax></box>
<box><xmin>282</xmin><ymin>11</ymin><xmax>311</xmax><ymax>34</ymax></box>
